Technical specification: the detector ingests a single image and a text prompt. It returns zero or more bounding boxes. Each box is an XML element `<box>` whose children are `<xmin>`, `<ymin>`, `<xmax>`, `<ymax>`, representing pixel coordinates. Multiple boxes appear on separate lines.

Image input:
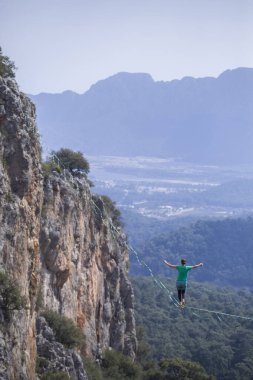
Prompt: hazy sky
<box><xmin>1</xmin><ymin>0</ymin><xmax>253</xmax><ymax>94</ymax></box>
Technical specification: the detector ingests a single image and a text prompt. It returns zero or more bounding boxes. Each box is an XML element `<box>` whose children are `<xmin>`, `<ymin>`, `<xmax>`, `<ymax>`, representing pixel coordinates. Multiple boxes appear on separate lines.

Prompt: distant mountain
<box><xmin>30</xmin><ymin>68</ymin><xmax>253</xmax><ymax>164</ymax></box>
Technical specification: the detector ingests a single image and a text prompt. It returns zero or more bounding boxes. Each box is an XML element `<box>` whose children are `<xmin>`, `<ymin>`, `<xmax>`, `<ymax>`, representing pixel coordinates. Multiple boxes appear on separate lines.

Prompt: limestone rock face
<box><xmin>40</xmin><ymin>173</ymin><xmax>137</xmax><ymax>359</ymax></box>
<box><xmin>0</xmin><ymin>77</ymin><xmax>43</xmax><ymax>379</ymax></box>
<box><xmin>36</xmin><ymin>316</ymin><xmax>88</xmax><ymax>380</ymax></box>
<box><xmin>0</xmin><ymin>76</ymin><xmax>136</xmax><ymax>379</ymax></box>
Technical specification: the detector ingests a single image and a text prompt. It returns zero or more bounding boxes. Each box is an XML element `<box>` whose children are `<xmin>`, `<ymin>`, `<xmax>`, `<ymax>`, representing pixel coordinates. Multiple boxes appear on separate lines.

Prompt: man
<box><xmin>163</xmin><ymin>259</ymin><xmax>203</xmax><ymax>306</ymax></box>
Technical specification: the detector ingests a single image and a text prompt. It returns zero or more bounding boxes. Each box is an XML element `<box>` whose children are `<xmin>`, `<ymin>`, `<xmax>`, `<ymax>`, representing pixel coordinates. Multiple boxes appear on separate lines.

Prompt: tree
<box><xmin>0</xmin><ymin>47</ymin><xmax>17</xmax><ymax>78</ymax></box>
<box><xmin>0</xmin><ymin>272</ymin><xmax>27</xmax><ymax>320</ymax></box>
<box><xmin>42</xmin><ymin>309</ymin><xmax>84</xmax><ymax>348</ymax></box>
<box><xmin>101</xmin><ymin>349</ymin><xmax>141</xmax><ymax>380</ymax></box>
<box><xmin>136</xmin><ymin>326</ymin><xmax>151</xmax><ymax>363</ymax></box>
<box><xmin>48</xmin><ymin>148</ymin><xmax>90</xmax><ymax>174</ymax></box>
<box><xmin>101</xmin><ymin>195</ymin><xmax>122</xmax><ymax>228</ymax></box>
<box><xmin>159</xmin><ymin>358</ymin><xmax>215</xmax><ymax>380</ymax></box>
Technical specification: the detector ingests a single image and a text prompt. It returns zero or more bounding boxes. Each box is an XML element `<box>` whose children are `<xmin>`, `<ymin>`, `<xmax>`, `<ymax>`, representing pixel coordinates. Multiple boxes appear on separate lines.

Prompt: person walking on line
<box><xmin>163</xmin><ymin>259</ymin><xmax>203</xmax><ymax>307</ymax></box>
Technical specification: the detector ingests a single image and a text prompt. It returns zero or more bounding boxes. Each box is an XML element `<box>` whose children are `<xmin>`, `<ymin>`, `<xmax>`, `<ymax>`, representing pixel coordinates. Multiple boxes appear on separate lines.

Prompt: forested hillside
<box><xmin>132</xmin><ymin>277</ymin><xmax>253</xmax><ymax>380</ymax></box>
<box><xmin>128</xmin><ymin>217</ymin><xmax>253</xmax><ymax>288</ymax></box>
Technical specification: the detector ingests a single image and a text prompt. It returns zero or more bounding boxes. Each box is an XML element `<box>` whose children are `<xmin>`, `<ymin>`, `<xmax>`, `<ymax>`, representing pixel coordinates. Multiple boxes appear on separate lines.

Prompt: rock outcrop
<box><xmin>0</xmin><ymin>77</ymin><xmax>43</xmax><ymax>379</ymax></box>
<box><xmin>40</xmin><ymin>172</ymin><xmax>136</xmax><ymax>359</ymax></box>
<box><xmin>0</xmin><ymin>76</ymin><xmax>136</xmax><ymax>379</ymax></box>
<box><xmin>36</xmin><ymin>316</ymin><xmax>88</xmax><ymax>379</ymax></box>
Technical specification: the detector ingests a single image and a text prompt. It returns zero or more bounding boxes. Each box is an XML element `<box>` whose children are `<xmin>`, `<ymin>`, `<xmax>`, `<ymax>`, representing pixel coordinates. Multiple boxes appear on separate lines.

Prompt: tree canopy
<box><xmin>83</xmin><ymin>347</ymin><xmax>214</xmax><ymax>380</ymax></box>
<box><xmin>101</xmin><ymin>195</ymin><xmax>122</xmax><ymax>228</ymax></box>
<box><xmin>132</xmin><ymin>277</ymin><xmax>253</xmax><ymax>380</ymax></box>
<box><xmin>127</xmin><ymin>216</ymin><xmax>253</xmax><ymax>288</ymax></box>
<box><xmin>47</xmin><ymin>148</ymin><xmax>90</xmax><ymax>175</ymax></box>
<box><xmin>0</xmin><ymin>47</ymin><xmax>17</xmax><ymax>78</ymax></box>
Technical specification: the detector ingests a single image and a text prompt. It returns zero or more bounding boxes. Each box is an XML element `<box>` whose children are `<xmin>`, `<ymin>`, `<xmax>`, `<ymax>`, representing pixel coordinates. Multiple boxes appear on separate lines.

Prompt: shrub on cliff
<box><xmin>101</xmin><ymin>195</ymin><xmax>122</xmax><ymax>228</ymax></box>
<box><xmin>101</xmin><ymin>349</ymin><xmax>141</xmax><ymax>379</ymax></box>
<box><xmin>158</xmin><ymin>358</ymin><xmax>215</xmax><ymax>380</ymax></box>
<box><xmin>42</xmin><ymin>309</ymin><xmax>83</xmax><ymax>348</ymax></box>
<box><xmin>83</xmin><ymin>348</ymin><xmax>215</xmax><ymax>380</ymax></box>
<box><xmin>0</xmin><ymin>47</ymin><xmax>17</xmax><ymax>78</ymax></box>
<box><xmin>41</xmin><ymin>161</ymin><xmax>61</xmax><ymax>178</ymax></box>
<box><xmin>48</xmin><ymin>148</ymin><xmax>90</xmax><ymax>175</ymax></box>
<box><xmin>82</xmin><ymin>357</ymin><xmax>103</xmax><ymax>380</ymax></box>
<box><xmin>0</xmin><ymin>271</ymin><xmax>27</xmax><ymax>321</ymax></box>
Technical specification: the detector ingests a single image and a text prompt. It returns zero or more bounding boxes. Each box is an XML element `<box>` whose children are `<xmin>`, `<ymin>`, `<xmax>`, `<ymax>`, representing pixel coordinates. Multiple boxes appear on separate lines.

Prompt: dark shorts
<box><xmin>176</xmin><ymin>282</ymin><xmax>186</xmax><ymax>291</ymax></box>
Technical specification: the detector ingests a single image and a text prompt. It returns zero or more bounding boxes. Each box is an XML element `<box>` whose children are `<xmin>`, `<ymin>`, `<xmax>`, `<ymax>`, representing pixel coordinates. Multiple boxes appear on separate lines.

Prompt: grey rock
<box><xmin>0</xmin><ymin>105</ymin><xmax>6</xmax><ymax>117</ymax></box>
<box><xmin>36</xmin><ymin>317</ymin><xmax>88</xmax><ymax>380</ymax></box>
<box><xmin>0</xmin><ymin>75</ymin><xmax>43</xmax><ymax>379</ymax></box>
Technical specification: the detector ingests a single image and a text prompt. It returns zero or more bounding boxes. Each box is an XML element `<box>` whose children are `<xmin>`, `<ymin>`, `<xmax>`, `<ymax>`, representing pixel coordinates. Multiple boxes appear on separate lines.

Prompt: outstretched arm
<box><xmin>163</xmin><ymin>260</ymin><xmax>177</xmax><ymax>269</ymax></box>
<box><xmin>192</xmin><ymin>263</ymin><xmax>204</xmax><ymax>269</ymax></box>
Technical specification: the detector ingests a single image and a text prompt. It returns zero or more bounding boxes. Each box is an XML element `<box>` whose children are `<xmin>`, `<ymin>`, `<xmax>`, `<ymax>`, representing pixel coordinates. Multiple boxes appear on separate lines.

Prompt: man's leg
<box><xmin>177</xmin><ymin>289</ymin><xmax>182</xmax><ymax>303</ymax></box>
<box><xmin>181</xmin><ymin>288</ymin><xmax>186</xmax><ymax>304</ymax></box>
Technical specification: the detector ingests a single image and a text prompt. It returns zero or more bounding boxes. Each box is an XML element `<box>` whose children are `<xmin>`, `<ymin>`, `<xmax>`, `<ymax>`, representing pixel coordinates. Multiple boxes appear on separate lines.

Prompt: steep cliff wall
<box><xmin>0</xmin><ymin>77</ymin><xmax>43</xmax><ymax>379</ymax></box>
<box><xmin>0</xmin><ymin>76</ymin><xmax>136</xmax><ymax>379</ymax></box>
<box><xmin>40</xmin><ymin>172</ymin><xmax>136</xmax><ymax>359</ymax></box>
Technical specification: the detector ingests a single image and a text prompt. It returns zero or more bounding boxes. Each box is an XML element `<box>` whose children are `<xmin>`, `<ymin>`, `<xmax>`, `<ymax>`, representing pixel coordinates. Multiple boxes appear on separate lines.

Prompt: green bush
<box><xmin>82</xmin><ymin>357</ymin><xmax>103</xmax><ymax>380</ymax></box>
<box><xmin>0</xmin><ymin>47</ymin><xmax>16</xmax><ymax>78</ymax></box>
<box><xmin>101</xmin><ymin>349</ymin><xmax>141</xmax><ymax>380</ymax></box>
<box><xmin>101</xmin><ymin>195</ymin><xmax>122</xmax><ymax>228</ymax></box>
<box><xmin>159</xmin><ymin>358</ymin><xmax>215</xmax><ymax>380</ymax></box>
<box><xmin>132</xmin><ymin>277</ymin><xmax>253</xmax><ymax>379</ymax></box>
<box><xmin>36</xmin><ymin>287</ymin><xmax>44</xmax><ymax>311</ymax></box>
<box><xmin>42</xmin><ymin>309</ymin><xmax>83</xmax><ymax>348</ymax></box>
<box><xmin>135</xmin><ymin>327</ymin><xmax>151</xmax><ymax>364</ymax></box>
<box><xmin>0</xmin><ymin>271</ymin><xmax>27</xmax><ymax>320</ymax></box>
<box><xmin>36</xmin><ymin>356</ymin><xmax>49</xmax><ymax>373</ymax></box>
<box><xmin>82</xmin><ymin>348</ymin><xmax>215</xmax><ymax>380</ymax></box>
<box><xmin>49</xmin><ymin>148</ymin><xmax>90</xmax><ymax>175</ymax></box>
<box><xmin>41</xmin><ymin>161</ymin><xmax>61</xmax><ymax>178</ymax></box>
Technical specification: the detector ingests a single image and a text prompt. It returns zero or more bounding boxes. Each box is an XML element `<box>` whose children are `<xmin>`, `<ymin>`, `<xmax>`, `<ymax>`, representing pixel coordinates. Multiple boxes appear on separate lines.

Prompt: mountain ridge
<box><xmin>30</xmin><ymin>67</ymin><xmax>253</xmax><ymax>164</ymax></box>
<box><xmin>32</xmin><ymin>67</ymin><xmax>253</xmax><ymax>96</ymax></box>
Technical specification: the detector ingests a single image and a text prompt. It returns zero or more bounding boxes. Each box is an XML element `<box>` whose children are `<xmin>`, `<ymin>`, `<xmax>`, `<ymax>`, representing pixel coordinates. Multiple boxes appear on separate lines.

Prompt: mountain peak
<box><xmin>88</xmin><ymin>72</ymin><xmax>154</xmax><ymax>93</ymax></box>
<box><xmin>218</xmin><ymin>67</ymin><xmax>253</xmax><ymax>80</ymax></box>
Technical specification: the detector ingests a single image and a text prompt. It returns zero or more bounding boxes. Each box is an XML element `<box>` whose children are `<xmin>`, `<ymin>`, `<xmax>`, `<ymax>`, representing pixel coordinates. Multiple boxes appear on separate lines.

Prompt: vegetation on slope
<box><xmin>132</xmin><ymin>277</ymin><xmax>253</xmax><ymax>380</ymax></box>
<box><xmin>42</xmin><ymin>309</ymin><xmax>84</xmax><ymax>349</ymax></box>
<box><xmin>42</xmin><ymin>148</ymin><xmax>90</xmax><ymax>176</ymax></box>
<box><xmin>0</xmin><ymin>271</ymin><xmax>27</xmax><ymax>321</ymax></box>
<box><xmin>0</xmin><ymin>47</ymin><xmax>17</xmax><ymax>78</ymax></box>
<box><xmin>128</xmin><ymin>217</ymin><xmax>253</xmax><ymax>288</ymax></box>
<box><xmin>83</xmin><ymin>347</ymin><xmax>214</xmax><ymax>380</ymax></box>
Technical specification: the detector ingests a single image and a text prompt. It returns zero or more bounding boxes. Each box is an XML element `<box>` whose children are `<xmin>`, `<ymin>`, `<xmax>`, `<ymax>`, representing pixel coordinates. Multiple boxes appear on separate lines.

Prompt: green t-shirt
<box><xmin>176</xmin><ymin>265</ymin><xmax>193</xmax><ymax>283</ymax></box>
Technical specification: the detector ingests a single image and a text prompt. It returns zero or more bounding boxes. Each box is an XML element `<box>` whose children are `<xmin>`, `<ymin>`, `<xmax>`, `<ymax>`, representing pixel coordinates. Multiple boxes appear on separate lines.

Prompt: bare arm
<box><xmin>163</xmin><ymin>260</ymin><xmax>177</xmax><ymax>269</ymax></box>
<box><xmin>192</xmin><ymin>263</ymin><xmax>204</xmax><ymax>269</ymax></box>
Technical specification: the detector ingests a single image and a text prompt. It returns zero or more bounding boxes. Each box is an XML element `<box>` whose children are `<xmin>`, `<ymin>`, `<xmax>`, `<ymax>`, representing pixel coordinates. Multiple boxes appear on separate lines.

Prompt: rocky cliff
<box><xmin>0</xmin><ymin>76</ymin><xmax>43</xmax><ymax>379</ymax></box>
<box><xmin>0</xmin><ymin>76</ymin><xmax>136</xmax><ymax>379</ymax></box>
<box><xmin>40</xmin><ymin>171</ymin><xmax>136</xmax><ymax>359</ymax></box>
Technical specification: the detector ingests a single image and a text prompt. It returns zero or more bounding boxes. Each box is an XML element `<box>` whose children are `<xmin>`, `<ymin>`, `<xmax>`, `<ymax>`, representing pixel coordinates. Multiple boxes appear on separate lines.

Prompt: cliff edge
<box><xmin>0</xmin><ymin>76</ymin><xmax>136</xmax><ymax>380</ymax></box>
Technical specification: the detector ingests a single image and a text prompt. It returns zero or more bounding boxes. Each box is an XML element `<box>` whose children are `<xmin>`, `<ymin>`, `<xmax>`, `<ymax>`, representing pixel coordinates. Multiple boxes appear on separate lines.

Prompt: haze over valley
<box><xmin>31</xmin><ymin>68</ymin><xmax>253</xmax><ymax>228</ymax></box>
<box><xmin>88</xmin><ymin>155</ymin><xmax>253</xmax><ymax>222</ymax></box>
